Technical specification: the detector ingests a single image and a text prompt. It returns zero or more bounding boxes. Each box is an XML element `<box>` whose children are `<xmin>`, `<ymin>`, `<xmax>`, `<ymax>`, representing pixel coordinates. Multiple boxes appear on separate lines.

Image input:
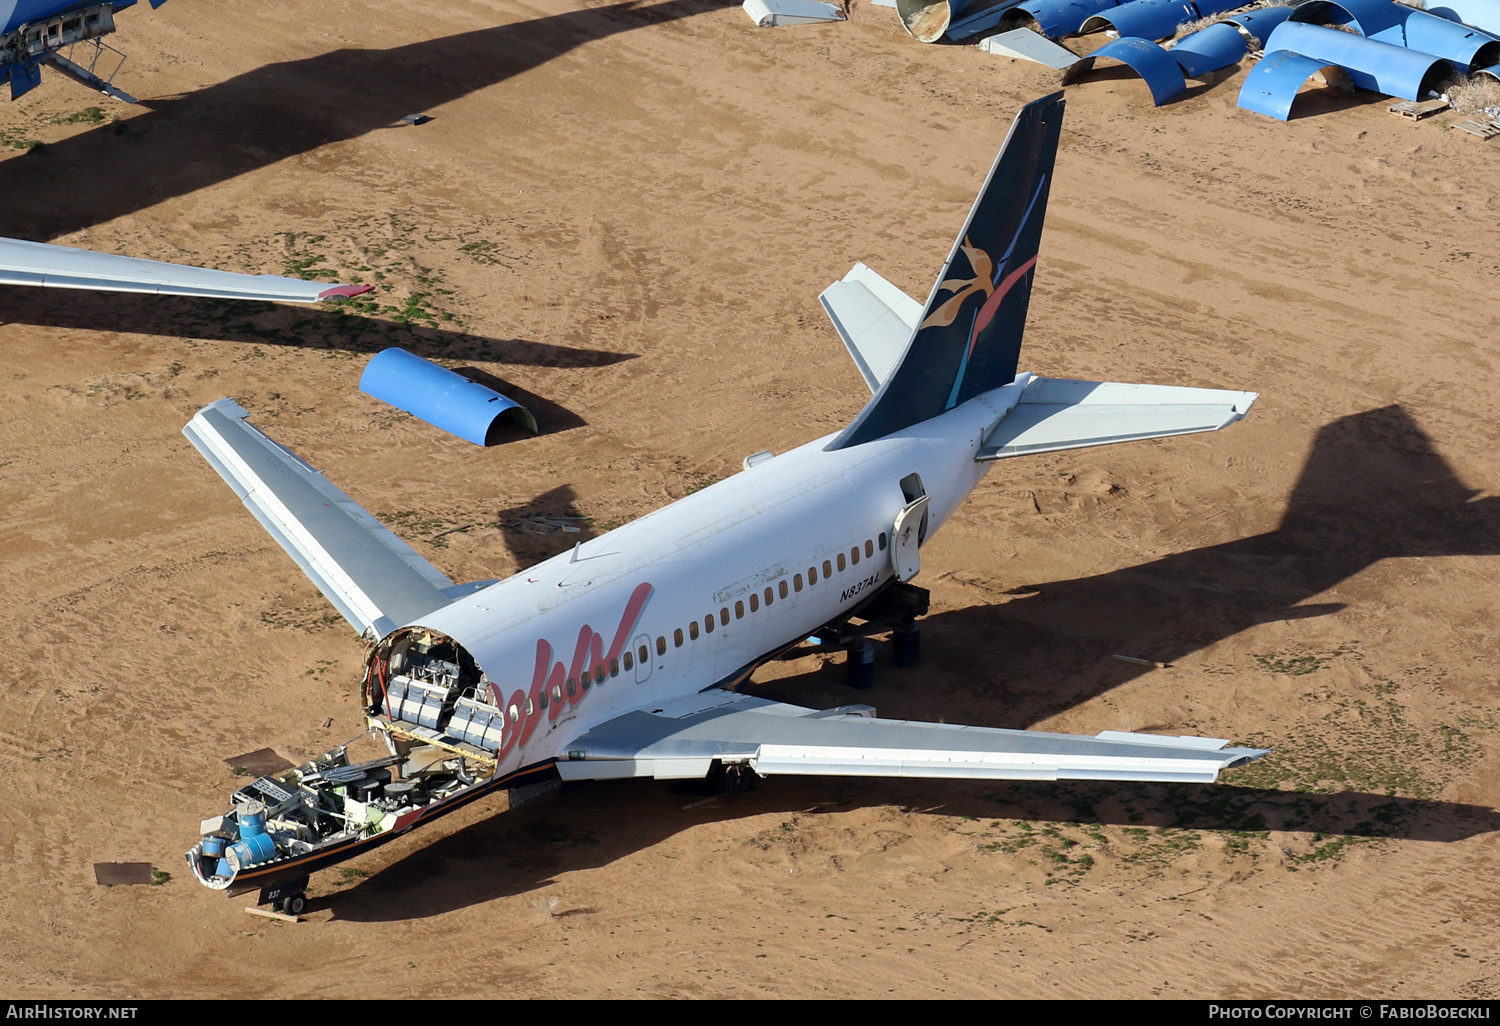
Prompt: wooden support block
<box><xmin>1388</xmin><ymin>98</ymin><xmax>1449</xmax><ymax>120</ymax></box>
<box><xmin>244</xmin><ymin>906</ymin><xmax>301</xmax><ymax>923</ymax></box>
<box><xmin>1450</xmin><ymin>118</ymin><xmax>1500</xmax><ymax>140</ymax></box>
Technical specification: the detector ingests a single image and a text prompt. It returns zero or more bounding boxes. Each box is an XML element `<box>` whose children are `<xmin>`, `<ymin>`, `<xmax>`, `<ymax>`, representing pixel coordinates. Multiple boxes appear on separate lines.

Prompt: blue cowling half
<box><xmin>1292</xmin><ymin>0</ymin><xmax>1500</xmax><ymax>70</ymax></box>
<box><xmin>1288</xmin><ymin>0</ymin><xmax>1406</xmax><ymax>36</ymax></box>
<box><xmin>1065</xmin><ymin>36</ymin><xmax>1187</xmax><ymax>104</ymax></box>
<box><xmin>1384</xmin><ymin>9</ymin><xmax>1500</xmax><ymax>72</ymax></box>
<box><xmin>360</xmin><ymin>348</ymin><xmax>538</xmax><ymax>446</ymax></box>
<box><xmin>1002</xmin><ymin>0</ymin><xmax>1123</xmax><ymax>38</ymax></box>
<box><xmin>1237</xmin><ymin>49</ymin><xmax>1340</xmax><ymax>119</ymax></box>
<box><xmin>1081</xmin><ymin>0</ymin><xmax>1200</xmax><ymax>40</ymax></box>
<box><xmin>1263</xmin><ymin>21</ymin><xmax>1455</xmax><ymax>98</ymax></box>
<box><xmin>1223</xmin><ymin>5</ymin><xmax>1296</xmax><ymax>44</ymax></box>
<box><xmin>1425</xmin><ymin>0</ymin><xmax>1500</xmax><ymax>35</ymax></box>
<box><xmin>1169</xmin><ymin>20</ymin><xmax>1249</xmax><ymax>75</ymax></box>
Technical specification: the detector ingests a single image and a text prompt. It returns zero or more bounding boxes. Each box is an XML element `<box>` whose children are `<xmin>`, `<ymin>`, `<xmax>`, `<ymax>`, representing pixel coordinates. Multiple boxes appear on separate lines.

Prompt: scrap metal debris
<box><xmin>94</xmin><ymin>863</ymin><xmax>154</xmax><ymax>886</ymax></box>
<box><xmin>224</xmin><ymin>748</ymin><xmax>294</xmax><ymax>776</ymax></box>
<box><xmin>510</xmin><ymin>514</ymin><xmax>587</xmax><ymax>535</ymax></box>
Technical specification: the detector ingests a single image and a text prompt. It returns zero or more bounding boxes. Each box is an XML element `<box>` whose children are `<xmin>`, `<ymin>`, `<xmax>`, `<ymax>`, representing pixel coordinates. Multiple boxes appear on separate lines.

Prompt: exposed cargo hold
<box><xmin>187</xmin><ymin>630</ymin><xmax>546</xmax><ymax>899</ymax></box>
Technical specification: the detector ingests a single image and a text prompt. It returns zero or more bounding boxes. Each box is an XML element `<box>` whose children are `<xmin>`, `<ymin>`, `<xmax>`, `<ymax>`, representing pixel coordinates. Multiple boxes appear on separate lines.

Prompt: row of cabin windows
<box><xmin>656</xmin><ymin>532</ymin><xmax>887</xmax><ymax>654</ymax></box>
<box><xmin>515</xmin><ymin>642</ymin><xmax>653</xmax><ymax>720</ymax></box>
<box><xmin>499</xmin><ymin>534</ymin><xmax>889</xmax><ymax>727</ymax></box>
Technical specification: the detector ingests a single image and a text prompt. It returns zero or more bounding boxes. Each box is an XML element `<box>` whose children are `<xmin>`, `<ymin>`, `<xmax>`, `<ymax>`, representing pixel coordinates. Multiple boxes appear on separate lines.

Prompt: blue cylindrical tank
<box><xmin>359</xmin><ymin>348</ymin><xmax>538</xmax><ymax>446</ymax></box>
<box><xmin>226</xmin><ymin>833</ymin><xmax>278</xmax><ymax>871</ymax></box>
<box><xmin>201</xmin><ymin>836</ymin><xmax>227</xmax><ymax>858</ymax></box>
<box><xmin>237</xmin><ymin>801</ymin><xmax>267</xmax><ymax>839</ymax></box>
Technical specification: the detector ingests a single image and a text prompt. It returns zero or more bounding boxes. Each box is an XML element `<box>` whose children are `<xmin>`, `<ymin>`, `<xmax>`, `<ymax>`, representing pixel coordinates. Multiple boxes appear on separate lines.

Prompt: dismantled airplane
<box><xmin>3</xmin><ymin>0</ymin><xmax>163</xmax><ymax>100</ymax></box>
<box><xmin>181</xmin><ymin>92</ymin><xmax>1265</xmax><ymax>913</ymax></box>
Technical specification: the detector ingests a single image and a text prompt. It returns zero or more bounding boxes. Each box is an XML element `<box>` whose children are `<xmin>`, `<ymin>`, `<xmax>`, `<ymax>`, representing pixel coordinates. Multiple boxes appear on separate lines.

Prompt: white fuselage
<box><xmin>404</xmin><ymin>379</ymin><xmax>1030</xmax><ymax>778</ymax></box>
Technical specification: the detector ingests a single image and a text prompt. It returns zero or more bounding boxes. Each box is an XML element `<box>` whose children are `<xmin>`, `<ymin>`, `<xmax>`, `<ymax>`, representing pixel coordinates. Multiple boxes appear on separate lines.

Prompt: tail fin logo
<box><xmin>920</xmin><ymin>238</ymin><xmax>997</xmax><ymax>330</ymax></box>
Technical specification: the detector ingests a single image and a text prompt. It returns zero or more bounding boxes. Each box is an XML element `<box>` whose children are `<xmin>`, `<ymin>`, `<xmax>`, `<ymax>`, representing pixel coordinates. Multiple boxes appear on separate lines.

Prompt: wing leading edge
<box><xmin>183</xmin><ymin>399</ymin><xmax>468</xmax><ymax>640</ymax></box>
<box><xmin>555</xmin><ymin>691</ymin><xmax>1267</xmax><ymax>783</ymax></box>
<box><xmin>0</xmin><ymin>236</ymin><xmax>372</xmax><ymax>303</ymax></box>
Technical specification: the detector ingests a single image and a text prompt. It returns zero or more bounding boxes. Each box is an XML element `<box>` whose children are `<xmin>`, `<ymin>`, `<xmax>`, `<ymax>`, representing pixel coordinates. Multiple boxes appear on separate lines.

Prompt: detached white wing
<box><xmin>0</xmin><ymin>236</ymin><xmax>372</xmax><ymax>303</ymax></box>
<box><xmin>184</xmin><ymin>399</ymin><xmax>468</xmax><ymax>639</ymax></box>
<box><xmin>555</xmin><ymin>691</ymin><xmax>1267</xmax><ymax>783</ymax></box>
<box><xmin>819</xmin><ymin>262</ymin><xmax>922</xmax><ymax>393</ymax></box>
<box><xmin>978</xmin><ymin>376</ymin><xmax>1258</xmax><ymax>460</ymax></box>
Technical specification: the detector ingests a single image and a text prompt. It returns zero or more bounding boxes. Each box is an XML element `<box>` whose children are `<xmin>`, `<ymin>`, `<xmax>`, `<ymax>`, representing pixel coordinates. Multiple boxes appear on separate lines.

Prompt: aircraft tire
<box><xmin>285</xmin><ymin>893</ymin><xmax>307</xmax><ymax>916</ymax></box>
<box><xmin>847</xmin><ymin>640</ymin><xmax>875</xmax><ymax>689</ymax></box>
<box><xmin>893</xmin><ymin>625</ymin><xmax>921</xmax><ymax>668</ymax></box>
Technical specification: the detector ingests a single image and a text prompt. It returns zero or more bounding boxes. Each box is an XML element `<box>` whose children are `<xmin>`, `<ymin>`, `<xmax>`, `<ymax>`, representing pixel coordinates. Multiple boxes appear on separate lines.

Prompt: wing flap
<box><xmin>819</xmin><ymin>262</ymin><xmax>922</xmax><ymax>393</ymax></box>
<box><xmin>183</xmin><ymin>399</ymin><xmax>457</xmax><ymax>639</ymax></box>
<box><xmin>0</xmin><ymin>236</ymin><xmax>371</xmax><ymax>303</ymax></box>
<box><xmin>556</xmin><ymin>692</ymin><xmax>1267</xmax><ymax>784</ymax></box>
<box><xmin>978</xmin><ymin>376</ymin><xmax>1258</xmax><ymax>460</ymax></box>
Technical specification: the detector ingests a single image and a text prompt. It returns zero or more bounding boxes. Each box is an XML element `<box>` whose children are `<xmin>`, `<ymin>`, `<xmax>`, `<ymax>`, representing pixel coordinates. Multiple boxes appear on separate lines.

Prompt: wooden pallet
<box><xmin>1450</xmin><ymin>118</ymin><xmax>1500</xmax><ymax>141</ymax></box>
<box><xmin>1388</xmin><ymin>98</ymin><xmax>1449</xmax><ymax>120</ymax></box>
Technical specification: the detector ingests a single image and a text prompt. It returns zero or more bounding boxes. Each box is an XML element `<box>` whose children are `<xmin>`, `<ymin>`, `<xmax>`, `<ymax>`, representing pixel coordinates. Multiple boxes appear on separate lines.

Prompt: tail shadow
<box><xmin>886</xmin><ymin>404</ymin><xmax>1500</xmax><ymax>727</ymax></box>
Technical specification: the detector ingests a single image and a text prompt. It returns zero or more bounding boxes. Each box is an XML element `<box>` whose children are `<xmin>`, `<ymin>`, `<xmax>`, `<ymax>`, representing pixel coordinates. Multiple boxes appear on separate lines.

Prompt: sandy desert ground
<box><xmin>2</xmin><ymin>0</ymin><xmax>1498</xmax><ymax>999</ymax></box>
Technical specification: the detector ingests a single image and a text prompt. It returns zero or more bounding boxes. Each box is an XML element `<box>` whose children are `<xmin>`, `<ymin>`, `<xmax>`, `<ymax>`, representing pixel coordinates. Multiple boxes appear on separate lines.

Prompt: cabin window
<box><xmin>837</xmin><ymin>553</ymin><xmax>846</xmax><ymax>572</ymax></box>
<box><xmin>689</xmin><ymin>621</ymin><xmax>699</xmax><ymax>640</ymax></box>
<box><xmin>808</xmin><ymin>566</ymin><xmax>817</xmax><ymax>585</ymax></box>
<box><xmin>779</xmin><ymin>580</ymin><xmax>789</xmax><ymax>599</ymax></box>
<box><xmin>793</xmin><ymin>573</ymin><xmax>803</xmax><ymax>592</ymax></box>
<box><xmin>639</xmin><ymin>644</ymin><xmax>650</xmax><ymax>663</ymax></box>
<box><xmin>525</xmin><ymin>697</ymin><xmax>534</xmax><ymax>716</ymax></box>
<box><xmin>567</xmin><ymin>678</ymin><xmax>577</xmax><ymax>697</ymax></box>
<box><xmin>823</xmin><ymin>559</ymin><xmax>832</xmax><ymax>578</ymax></box>
<box><xmin>704</xmin><ymin>615</ymin><xmax>714</xmax><ymax>634</ymax></box>
<box><xmin>657</xmin><ymin>637</ymin><xmax>667</xmax><ymax>656</ymax></box>
<box><xmin>735</xmin><ymin>600</ymin><xmax>744</xmax><ymax>619</ymax></box>
<box><xmin>720</xmin><ymin>607</ymin><xmax>729</xmax><ymax>626</ymax></box>
<box><xmin>611</xmin><ymin>658</ymin><xmax>620</xmax><ymax>677</ymax></box>
<box><xmin>851</xmin><ymin>546</ymin><xmax>860</xmax><ymax>565</ymax></box>
<box><xmin>623</xmin><ymin>651</ymin><xmax>633</xmax><ymax>671</ymax></box>
<box><xmin>749</xmin><ymin>593</ymin><xmax>759</xmax><ymax>613</ymax></box>
<box><xmin>596</xmin><ymin>663</ymin><xmax>608</xmax><ymax>682</ymax></box>
<box><xmin>540</xmin><ymin>690</ymin><xmax>549</xmax><ymax>709</ymax></box>
<box><xmin>674</xmin><ymin>628</ymin><xmax>684</xmax><ymax>648</ymax></box>
<box><xmin>508</xmin><ymin>704</ymin><xmax>519</xmax><ymax>722</ymax></box>
<box><xmin>580</xmin><ymin>670</ymin><xmax>591</xmax><ymax>686</ymax></box>
<box><xmin>551</xmin><ymin>684</ymin><xmax>562</xmax><ymax>702</ymax></box>
<box><xmin>865</xmin><ymin>539</ymin><xmax>874</xmax><ymax>558</ymax></box>
<box><xmin>764</xmin><ymin>586</ymin><xmax>774</xmax><ymax>606</ymax></box>
<box><xmin>879</xmin><ymin>531</ymin><xmax>887</xmax><ymax>551</ymax></box>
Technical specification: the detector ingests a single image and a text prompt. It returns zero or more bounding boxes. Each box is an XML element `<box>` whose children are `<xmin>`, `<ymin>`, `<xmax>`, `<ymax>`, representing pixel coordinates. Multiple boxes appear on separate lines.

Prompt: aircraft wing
<box><xmin>819</xmin><ymin>262</ymin><xmax>923</xmax><ymax>393</ymax></box>
<box><xmin>977</xmin><ymin>375</ymin><xmax>1259</xmax><ymax>460</ymax></box>
<box><xmin>0</xmin><ymin>236</ymin><xmax>371</xmax><ymax>303</ymax></box>
<box><xmin>553</xmin><ymin>690</ymin><xmax>1267</xmax><ymax>783</ymax></box>
<box><xmin>183</xmin><ymin>399</ymin><xmax>464</xmax><ymax>640</ymax></box>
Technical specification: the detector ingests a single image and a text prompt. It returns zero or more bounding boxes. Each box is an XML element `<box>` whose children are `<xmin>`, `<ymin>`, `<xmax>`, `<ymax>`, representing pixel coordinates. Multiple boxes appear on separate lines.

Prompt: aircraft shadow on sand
<box><xmin>0</xmin><ymin>0</ymin><xmax>734</xmax><ymax>241</ymax></box>
<box><xmin>330</xmin><ymin>404</ymin><xmax>1500</xmax><ymax>920</ymax></box>
<box><xmin>900</xmin><ymin>404</ymin><xmax>1500</xmax><ymax>729</ymax></box>
<box><xmin>0</xmin><ymin>289</ymin><xmax>631</xmax><ymax>433</ymax></box>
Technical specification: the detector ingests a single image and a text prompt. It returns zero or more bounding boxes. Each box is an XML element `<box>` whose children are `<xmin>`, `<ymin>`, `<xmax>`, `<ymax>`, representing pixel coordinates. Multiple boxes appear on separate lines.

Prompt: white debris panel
<box><xmin>743</xmin><ymin>0</ymin><xmax>847</xmax><ymax>26</ymax></box>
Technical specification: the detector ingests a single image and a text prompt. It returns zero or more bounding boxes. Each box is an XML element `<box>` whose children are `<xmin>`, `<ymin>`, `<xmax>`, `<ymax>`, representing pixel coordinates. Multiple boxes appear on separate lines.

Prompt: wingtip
<box><xmin>317</xmin><ymin>284</ymin><xmax>375</xmax><ymax>301</ymax></box>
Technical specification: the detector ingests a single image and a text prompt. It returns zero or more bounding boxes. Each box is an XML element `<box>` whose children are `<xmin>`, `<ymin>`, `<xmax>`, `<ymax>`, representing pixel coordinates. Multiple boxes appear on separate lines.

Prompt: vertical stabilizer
<box><xmin>832</xmin><ymin>92</ymin><xmax>1064</xmax><ymax>449</ymax></box>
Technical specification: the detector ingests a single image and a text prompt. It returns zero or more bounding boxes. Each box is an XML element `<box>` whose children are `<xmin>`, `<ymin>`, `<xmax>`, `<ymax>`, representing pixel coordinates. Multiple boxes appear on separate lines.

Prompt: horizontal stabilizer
<box><xmin>183</xmin><ymin>399</ymin><xmax>458</xmax><ymax>640</ymax></box>
<box><xmin>0</xmin><ymin>236</ymin><xmax>372</xmax><ymax>303</ymax></box>
<box><xmin>819</xmin><ymin>263</ymin><xmax>922</xmax><ymax>393</ymax></box>
<box><xmin>977</xmin><ymin>374</ymin><xmax>1258</xmax><ymax>460</ymax></box>
<box><xmin>555</xmin><ymin>691</ymin><xmax>1267</xmax><ymax>783</ymax></box>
